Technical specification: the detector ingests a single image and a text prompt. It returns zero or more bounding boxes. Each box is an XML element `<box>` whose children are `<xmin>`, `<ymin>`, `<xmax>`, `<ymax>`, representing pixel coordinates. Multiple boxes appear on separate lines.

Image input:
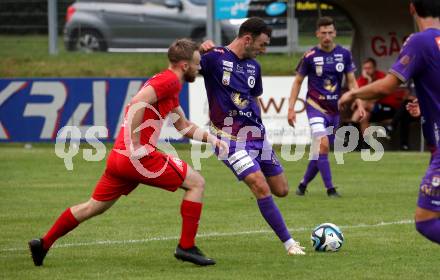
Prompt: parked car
<box><xmin>64</xmin><ymin>0</ymin><xmax>241</xmax><ymax>52</ymax></box>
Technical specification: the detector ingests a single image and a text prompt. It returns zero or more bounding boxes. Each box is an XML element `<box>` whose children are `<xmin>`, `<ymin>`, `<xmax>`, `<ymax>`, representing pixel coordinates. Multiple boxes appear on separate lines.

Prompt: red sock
<box><xmin>179</xmin><ymin>200</ymin><xmax>202</xmax><ymax>249</ymax></box>
<box><xmin>42</xmin><ymin>208</ymin><xmax>79</xmax><ymax>250</ymax></box>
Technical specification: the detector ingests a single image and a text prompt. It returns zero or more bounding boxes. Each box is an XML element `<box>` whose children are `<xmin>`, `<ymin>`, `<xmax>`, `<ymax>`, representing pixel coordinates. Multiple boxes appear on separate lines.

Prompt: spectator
<box><xmin>356</xmin><ymin>58</ymin><xmax>414</xmax><ymax>150</ymax></box>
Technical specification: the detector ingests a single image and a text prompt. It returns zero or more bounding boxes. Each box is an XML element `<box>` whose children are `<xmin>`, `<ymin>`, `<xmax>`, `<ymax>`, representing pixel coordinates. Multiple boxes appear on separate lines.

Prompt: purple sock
<box><xmin>257</xmin><ymin>196</ymin><xmax>291</xmax><ymax>243</ymax></box>
<box><xmin>301</xmin><ymin>160</ymin><xmax>319</xmax><ymax>186</ymax></box>
<box><xmin>317</xmin><ymin>154</ymin><xmax>334</xmax><ymax>189</ymax></box>
<box><xmin>415</xmin><ymin>218</ymin><xmax>440</xmax><ymax>244</ymax></box>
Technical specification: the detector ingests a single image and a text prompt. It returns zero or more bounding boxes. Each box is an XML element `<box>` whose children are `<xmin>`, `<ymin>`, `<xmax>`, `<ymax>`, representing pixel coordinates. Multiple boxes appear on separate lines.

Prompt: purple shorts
<box><xmin>306</xmin><ymin>104</ymin><xmax>340</xmax><ymax>140</ymax></box>
<box><xmin>215</xmin><ymin>138</ymin><xmax>284</xmax><ymax>181</ymax></box>
<box><xmin>417</xmin><ymin>152</ymin><xmax>440</xmax><ymax>212</ymax></box>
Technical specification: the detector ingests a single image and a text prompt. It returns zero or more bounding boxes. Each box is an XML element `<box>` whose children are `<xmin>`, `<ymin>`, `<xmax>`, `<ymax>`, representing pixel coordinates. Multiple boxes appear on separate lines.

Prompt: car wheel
<box><xmin>74</xmin><ymin>29</ymin><xmax>107</xmax><ymax>52</ymax></box>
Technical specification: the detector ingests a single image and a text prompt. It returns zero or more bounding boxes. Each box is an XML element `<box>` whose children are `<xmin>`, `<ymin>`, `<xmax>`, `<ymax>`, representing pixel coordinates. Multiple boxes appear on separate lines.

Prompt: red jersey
<box><xmin>114</xmin><ymin>69</ymin><xmax>182</xmax><ymax>151</ymax></box>
<box><xmin>357</xmin><ymin>70</ymin><xmax>386</xmax><ymax>87</ymax></box>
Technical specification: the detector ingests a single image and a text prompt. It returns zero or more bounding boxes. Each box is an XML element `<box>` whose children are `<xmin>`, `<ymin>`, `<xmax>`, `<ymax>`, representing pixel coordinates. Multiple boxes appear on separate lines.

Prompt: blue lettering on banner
<box><xmin>0</xmin><ymin>78</ymin><xmax>189</xmax><ymax>142</ymax></box>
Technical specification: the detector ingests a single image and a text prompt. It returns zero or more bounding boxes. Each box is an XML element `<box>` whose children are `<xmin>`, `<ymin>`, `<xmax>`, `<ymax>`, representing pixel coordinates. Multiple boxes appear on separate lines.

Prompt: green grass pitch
<box><xmin>1</xmin><ymin>144</ymin><xmax>439</xmax><ymax>279</ymax></box>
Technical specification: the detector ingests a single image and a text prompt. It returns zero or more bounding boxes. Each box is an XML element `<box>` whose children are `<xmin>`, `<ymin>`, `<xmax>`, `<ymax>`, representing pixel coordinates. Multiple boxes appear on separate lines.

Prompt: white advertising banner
<box><xmin>189</xmin><ymin>76</ymin><xmax>311</xmax><ymax>145</ymax></box>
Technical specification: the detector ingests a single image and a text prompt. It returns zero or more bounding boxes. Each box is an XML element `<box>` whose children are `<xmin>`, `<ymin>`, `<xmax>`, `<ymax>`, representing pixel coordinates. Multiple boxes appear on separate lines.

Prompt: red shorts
<box><xmin>92</xmin><ymin>149</ymin><xmax>188</xmax><ymax>201</ymax></box>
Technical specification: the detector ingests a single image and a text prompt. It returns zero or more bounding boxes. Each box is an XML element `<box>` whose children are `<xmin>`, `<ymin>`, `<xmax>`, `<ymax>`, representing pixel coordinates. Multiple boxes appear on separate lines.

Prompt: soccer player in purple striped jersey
<box><xmin>339</xmin><ymin>0</ymin><xmax>440</xmax><ymax>245</ymax></box>
<box><xmin>288</xmin><ymin>16</ymin><xmax>366</xmax><ymax>197</ymax></box>
<box><xmin>199</xmin><ymin>17</ymin><xmax>305</xmax><ymax>255</ymax></box>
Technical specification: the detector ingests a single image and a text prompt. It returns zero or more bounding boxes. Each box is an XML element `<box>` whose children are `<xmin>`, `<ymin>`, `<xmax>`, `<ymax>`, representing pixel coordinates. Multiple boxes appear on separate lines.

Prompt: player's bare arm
<box><xmin>346</xmin><ymin>72</ymin><xmax>359</xmax><ymax>91</ymax></box>
<box><xmin>171</xmin><ymin>106</ymin><xmax>228</xmax><ymax>156</ymax></box>
<box><xmin>199</xmin><ymin>40</ymin><xmax>216</xmax><ymax>54</ymax></box>
<box><xmin>346</xmin><ymin>71</ymin><xmax>367</xmax><ymax>121</ymax></box>
<box><xmin>339</xmin><ymin>74</ymin><xmax>401</xmax><ymax>111</ymax></box>
<box><xmin>288</xmin><ymin>73</ymin><xmax>305</xmax><ymax>127</ymax></box>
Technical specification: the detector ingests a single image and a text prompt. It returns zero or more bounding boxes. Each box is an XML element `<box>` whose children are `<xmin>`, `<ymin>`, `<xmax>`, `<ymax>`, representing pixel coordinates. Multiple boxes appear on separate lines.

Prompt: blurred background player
<box><xmin>199</xmin><ymin>17</ymin><xmax>305</xmax><ymax>256</ymax></box>
<box><xmin>28</xmin><ymin>39</ymin><xmax>227</xmax><ymax>266</ymax></box>
<box><xmin>288</xmin><ymin>16</ymin><xmax>365</xmax><ymax>197</ymax></box>
<box><xmin>339</xmin><ymin>0</ymin><xmax>440</xmax><ymax>245</ymax></box>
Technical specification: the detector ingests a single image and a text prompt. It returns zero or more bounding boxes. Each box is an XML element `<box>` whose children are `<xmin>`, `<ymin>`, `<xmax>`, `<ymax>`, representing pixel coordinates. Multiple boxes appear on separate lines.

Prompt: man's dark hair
<box><xmin>238</xmin><ymin>17</ymin><xmax>272</xmax><ymax>39</ymax></box>
<box><xmin>316</xmin><ymin>16</ymin><xmax>335</xmax><ymax>29</ymax></box>
<box><xmin>363</xmin><ymin>57</ymin><xmax>377</xmax><ymax>67</ymax></box>
<box><xmin>411</xmin><ymin>0</ymin><xmax>440</xmax><ymax>18</ymax></box>
<box><xmin>168</xmin><ymin>38</ymin><xmax>199</xmax><ymax>64</ymax></box>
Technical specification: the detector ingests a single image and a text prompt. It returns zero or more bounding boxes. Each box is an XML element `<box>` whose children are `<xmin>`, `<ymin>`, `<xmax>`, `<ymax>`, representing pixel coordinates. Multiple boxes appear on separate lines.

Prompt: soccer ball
<box><xmin>311</xmin><ymin>223</ymin><xmax>344</xmax><ymax>252</ymax></box>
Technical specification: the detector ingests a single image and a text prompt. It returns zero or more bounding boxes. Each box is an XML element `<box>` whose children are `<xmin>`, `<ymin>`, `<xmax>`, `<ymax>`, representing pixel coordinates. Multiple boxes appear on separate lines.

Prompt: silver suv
<box><xmin>64</xmin><ymin>0</ymin><xmax>240</xmax><ymax>51</ymax></box>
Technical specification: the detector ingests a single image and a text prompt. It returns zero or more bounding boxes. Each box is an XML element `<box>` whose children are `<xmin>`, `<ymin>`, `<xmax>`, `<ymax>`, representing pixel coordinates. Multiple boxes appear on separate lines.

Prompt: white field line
<box><xmin>1</xmin><ymin>219</ymin><xmax>413</xmax><ymax>253</ymax></box>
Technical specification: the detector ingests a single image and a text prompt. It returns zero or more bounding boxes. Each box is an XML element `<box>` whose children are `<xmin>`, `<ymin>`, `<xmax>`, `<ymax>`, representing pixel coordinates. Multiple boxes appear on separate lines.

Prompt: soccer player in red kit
<box><xmin>28</xmin><ymin>39</ymin><xmax>227</xmax><ymax>266</ymax></box>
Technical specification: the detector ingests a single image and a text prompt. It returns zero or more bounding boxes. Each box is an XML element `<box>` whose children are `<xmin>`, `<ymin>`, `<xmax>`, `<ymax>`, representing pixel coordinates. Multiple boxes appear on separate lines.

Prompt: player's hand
<box><xmin>338</xmin><ymin>91</ymin><xmax>356</xmax><ymax>112</ymax></box>
<box><xmin>406</xmin><ymin>98</ymin><xmax>420</xmax><ymax>117</ymax></box>
<box><xmin>287</xmin><ymin>107</ymin><xmax>296</xmax><ymax>127</ymax></box>
<box><xmin>200</xmin><ymin>40</ymin><xmax>215</xmax><ymax>54</ymax></box>
<box><xmin>362</xmin><ymin>69</ymin><xmax>372</xmax><ymax>83</ymax></box>
<box><xmin>212</xmin><ymin>138</ymin><xmax>229</xmax><ymax>158</ymax></box>
<box><xmin>354</xmin><ymin>99</ymin><xmax>367</xmax><ymax>122</ymax></box>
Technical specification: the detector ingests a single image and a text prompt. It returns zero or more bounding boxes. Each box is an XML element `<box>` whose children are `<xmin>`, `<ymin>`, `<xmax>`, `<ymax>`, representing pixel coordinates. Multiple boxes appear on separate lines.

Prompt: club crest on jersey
<box><xmin>314</xmin><ymin>57</ymin><xmax>324</xmax><ymax>76</ymax></box>
<box><xmin>336</xmin><ymin>62</ymin><xmax>345</xmax><ymax>72</ymax></box>
<box><xmin>316</xmin><ymin>65</ymin><xmax>323</xmax><ymax>76</ymax></box>
<box><xmin>222</xmin><ymin>71</ymin><xmax>231</xmax><ymax>85</ymax></box>
<box><xmin>436</xmin><ymin>36</ymin><xmax>440</xmax><ymax>50</ymax></box>
<box><xmin>248</xmin><ymin>76</ymin><xmax>256</xmax><ymax>88</ymax></box>
<box><xmin>231</xmin><ymin>92</ymin><xmax>249</xmax><ymax>109</ymax></box>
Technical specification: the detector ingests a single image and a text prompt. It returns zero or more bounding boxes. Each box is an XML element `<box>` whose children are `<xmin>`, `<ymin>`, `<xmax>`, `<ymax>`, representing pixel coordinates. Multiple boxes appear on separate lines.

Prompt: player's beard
<box><xmin>243</xmin><ymin>45</ymin><xmax>254</xmax><ymax>59</ymax></box>
<box><xmin>184</xmin><ymin>71</ymin><xmax>196</xmax><ymax>82</ymax></box>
